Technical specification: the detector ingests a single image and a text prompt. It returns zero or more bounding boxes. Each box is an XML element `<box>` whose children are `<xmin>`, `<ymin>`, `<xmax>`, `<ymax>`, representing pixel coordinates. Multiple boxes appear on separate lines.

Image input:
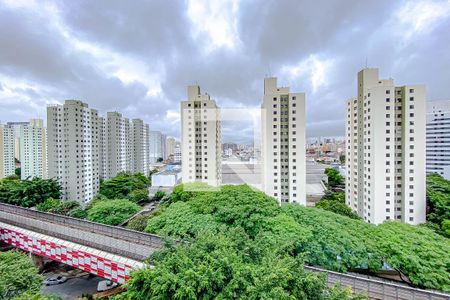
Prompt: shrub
<box><xmin>87</xmin><ymin>199</ymin><xmax>140</xmax><ymax>225</ymax></box>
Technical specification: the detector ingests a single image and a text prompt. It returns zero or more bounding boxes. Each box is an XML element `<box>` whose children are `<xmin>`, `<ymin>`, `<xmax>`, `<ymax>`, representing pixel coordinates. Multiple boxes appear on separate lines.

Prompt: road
<box><xmin>42</xmin><ymin>274</ymin><xmax>102</xmax><ymax>300</ymax></box>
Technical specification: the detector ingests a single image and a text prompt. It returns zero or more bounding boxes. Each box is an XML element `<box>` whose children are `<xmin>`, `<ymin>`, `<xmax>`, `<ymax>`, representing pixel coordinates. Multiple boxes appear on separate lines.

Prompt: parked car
<box><xmin>44</xmin><ymin>276</ymin><xmax>67</xmax><ymax>286</ymax></box>
<box><xmin>97</xmin><ymin>280</ymin><xmax>119</xmax><ymax>292</ymax></box>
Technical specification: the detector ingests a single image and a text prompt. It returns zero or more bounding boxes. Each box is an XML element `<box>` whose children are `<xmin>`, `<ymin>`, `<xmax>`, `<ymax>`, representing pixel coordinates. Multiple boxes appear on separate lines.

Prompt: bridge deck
<box><xmin>0</xmin><ymin>203</ymin><xmax>164</xmax><ymax>261</ymax></box>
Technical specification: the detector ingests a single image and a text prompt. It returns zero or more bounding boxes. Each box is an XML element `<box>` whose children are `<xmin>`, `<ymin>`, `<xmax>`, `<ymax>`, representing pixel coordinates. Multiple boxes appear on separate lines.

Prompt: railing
<box><xmin>0</xmin><ymin>202</ymin><xmax>165</xmax><ymax>260</ymax></box>
<box><xmin>305</xmin><ymin>266</ymin><xmax>450</xmax><ymax>300</ymax></box>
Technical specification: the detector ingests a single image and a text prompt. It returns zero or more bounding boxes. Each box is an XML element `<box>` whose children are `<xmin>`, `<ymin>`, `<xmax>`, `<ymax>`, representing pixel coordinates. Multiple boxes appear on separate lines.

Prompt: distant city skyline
<box><xmin>1</xmin><ymin>1</ymin><xmax>449</xmax><ymax>142</ymax></box>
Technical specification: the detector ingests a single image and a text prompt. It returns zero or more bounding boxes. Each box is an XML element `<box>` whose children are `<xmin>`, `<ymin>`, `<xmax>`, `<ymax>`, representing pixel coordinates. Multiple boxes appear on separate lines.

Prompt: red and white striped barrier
<box><xmin>0</xmin><ymin>222</ymin><xmax>144</xmax><ymax>283</ymax></box>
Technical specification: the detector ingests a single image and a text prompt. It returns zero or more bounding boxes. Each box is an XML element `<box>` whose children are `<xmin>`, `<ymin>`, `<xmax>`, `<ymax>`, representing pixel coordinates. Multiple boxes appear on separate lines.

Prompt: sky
<box><xmin>0</xmin><ymin>0</ymin><xmax>449</xmax><ymax>143</ymax></box>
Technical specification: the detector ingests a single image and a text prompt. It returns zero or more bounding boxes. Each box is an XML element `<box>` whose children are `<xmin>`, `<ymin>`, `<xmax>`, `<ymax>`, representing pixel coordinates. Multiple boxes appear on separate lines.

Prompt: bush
<box><xmin>126</xmin><ymin>214</ymin><xmax>151</xmax><ymax>232</ymax></box>
<box><xmin>0</xmin><ymin>251</ymin><xmax>43</xmax><ymax>299</ymax></box>
<box><xmin>69</xmin><ymin>207</ymin><xmax>88</xmax><ymax>219</ymax></box>
<box><xmin>153</xmin><ymin>191</ymin><xmax>166</xmax><ymax>201</ymax></box>
<box><xmin>127</xmin><ymin>189</ymin><xmax>149</xmax><ymax>203</ymax></box>
<box><xmin>87</xmin><ymin>199</ymin><xmax>140</xmax><ymax>225</ymax></box>
<box><xmin>36</xmin><ymin>197</ymin><xmax>61</xmax><ymax>212</ymax></box>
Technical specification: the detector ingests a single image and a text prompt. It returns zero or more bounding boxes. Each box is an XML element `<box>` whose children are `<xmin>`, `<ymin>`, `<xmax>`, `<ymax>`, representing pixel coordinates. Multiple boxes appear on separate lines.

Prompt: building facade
<box><xmin>345</xmin><ymin>68</ymin><xmax>426</xmax><ymax>225</ymax></box>
<box><xmin>6</xmin><ymin>121</ymin><xmax>29</xmax><ymax>161</ymax></box>
<box><xmin>103</xmin><ymin>112</ymin><xmax>129</xmax><ymax>179</ymax></box>
<box><xmin>426</xmin><ymin>100</ymin><xmax>450</xmax><ymax>179</ymax></box>
<box><xmin>47</xmin><ymin>100</ymin><xmax>101</xmax><ymax>203</ymax></box>
<box><xmin>131</xmin><ymin>118</ymin><xmax>150</xmax><ymax>175</ymax></box>
<box><xmin>0</xmin><ymin>124</ymin><xmax>15</xmax><ymax>179</ymax></box>
<box><xmin>166</xmin><ymin>137</ymin><xmax>176</xmax><ymax>160</ymax></box>
<box><xmin>20</xmin><ymin>119</ymin><xmax>47</xmax><ymax>180</ymax></box>
<box><xmin>261</xmin><ymin>77</ymin><xmax>306</xmax><ymax>205</ymax></box>
<box><xmin>181</xmin><ymin>85</ymin><xmax>222</xmax><ymax>186</ymax></box>
<box><xmin>149</xmin><ymin>131</ymin><xmax>165</xmax><ymax>163</ymax></box>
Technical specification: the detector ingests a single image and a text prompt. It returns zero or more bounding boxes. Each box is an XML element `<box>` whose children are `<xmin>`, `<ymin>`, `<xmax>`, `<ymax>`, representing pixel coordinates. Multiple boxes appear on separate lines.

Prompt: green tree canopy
<box><xmin>127</xmin><ymin>188</ymin><xmax>149</xmax><ymax>203</ymax></box>
<box><xmin>316</xmin><ymin>192</ymin><xmax>360</xmax><ymax>219</ymax></box>
<box><xmin>426</xmin><ymin>173</ymin><xmax>450</xmax><ymax>237</ymax></box>
<box><xmin>0</xmin><ymin>251</ymin><xmax>43</xmax><ymax>299</ymax></box>
<box><xmin>324</xmin><ymin>168</ymin><xmax>344</xmax><ymax>187</ymax></box>
<box><xmin>87</xmin><ymin>199</ymin><xmax>140</xmax><ymax>225</ymax></box>
<box><xmin>0</xmin><ymin>177</ymin><xmax>61</xmax><ymax>207</ymax></box>
<box><xmin>138</xmin><ymin>184</ymin><xmax>450</xmax><ymax>293</ymax></box>
<box><xmin>99</xmin><ymin>173</ymin><xmax>149</xmax><ymax>199</ymax></box>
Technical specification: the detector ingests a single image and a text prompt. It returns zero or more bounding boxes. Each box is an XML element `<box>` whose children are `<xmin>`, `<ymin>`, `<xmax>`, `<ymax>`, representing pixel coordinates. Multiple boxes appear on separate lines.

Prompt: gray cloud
<box><xmin>0</xmin><ymin>0</ymin><xmax>449</xmax><ymax>141</ymax></box>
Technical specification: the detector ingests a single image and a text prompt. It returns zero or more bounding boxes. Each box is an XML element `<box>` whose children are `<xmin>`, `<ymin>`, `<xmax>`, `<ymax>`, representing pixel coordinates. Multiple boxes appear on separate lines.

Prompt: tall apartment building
<box><xmin>20</xmin><ymin>119</ymin><xmax>47</xmax><ymax>180</ymax></box>
<box><xmin>166</xmin><ymin>137</ymin><xmax>176</xmax><ymax>160</ymax></box>
<box><xmin>345</xmin><ymin>68</ymin><xmax>426</xmax><ymax>225</ymax></box>
<box><xmin>103</xmin><ymin>112</ymin><xmax>129</xmax><ymax>179</ymax></box>
<box><xmin>0</xmin><ymin>124</ymin><xmax>15</xmax><ymax>179</ymax></box>
<box><xmin>47</xmin><ymin>100</ymin><xmax>100</xmax><ymax>203</ymax></box>
<box><xmin>149</xmin><ymin>131</ymin><xmax>165</xmax><ymax>163</ymax></box>
<box><xmin>6</xmin><ymin>121</ymin><xmax>29</xmax><ymax>161</ymax></box>
<box><xmin>426</xmin><ymin>100</ymin><xmax>450</xmax><ymax>179</ymax></box>
<box><xmin>181</xmin><ymin>85</ymin><xmax>222</xmax><ymax>186</ymax></box>
<box><xmin>261</xmin><ymin>77</ymin><xmax>306</xmax><ymax>205</ymax></box>
<box><xmin>174</xmin><ymin>142</ymin><xmax>181</xmax><ymax>163</ymax></box>
<box><xmin>131</xmin><ymin>118</ymin><xmax>150</xmax><ymax>175</ymax></box>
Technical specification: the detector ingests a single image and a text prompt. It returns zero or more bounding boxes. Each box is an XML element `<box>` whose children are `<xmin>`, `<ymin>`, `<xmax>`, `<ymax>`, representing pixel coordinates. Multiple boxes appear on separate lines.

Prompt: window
<box><xmin>409</xmin><ymin>89</ymin><xmax>414</xmax><ymax>93</ymax></box>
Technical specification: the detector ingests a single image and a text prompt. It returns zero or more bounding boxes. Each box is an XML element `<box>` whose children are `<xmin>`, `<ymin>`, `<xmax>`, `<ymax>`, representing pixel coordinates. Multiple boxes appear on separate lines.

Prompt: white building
<box><xmin>181</xmin><ymin>85</ymin><xmax>222</xmax><ymax>186</ymax></box>
<box><xmin>20</xmin><ymin>119</ymin><xmax>47</xmax><ymax>180</ymax></box>
<box><xmin>131</xmin><ymin>118</ymin><xmax>150</xmax><ymax>175</ymax></box>
<box><xmin>47</xmin><ymin>100</ymin><xmax>101</xmax><ymax>203</ymax></box>
<box><xmin>6</xmin><ymin>121</ymin><xmax>29</xmax><ymax>161</ymax></box>
<box><xmin>166</xmin><ymin>137</ymin><xmax>176</xmax><ymax>160</ymax></box>
<box><xmin>103</xmin><ymin>112</ymin><xmax>129</xmax><ymax>179</ymax></box>
<box><xmin>149</xmin><ymin>131</ymin><xmax>165</xmax><ymax>163</ymax></box>
<box><xmin>426</xmin><ymin>100</ymin><xmax>450</xmax><ymax>179</ymax></box>
<box><xmin>174</xmin><ymin>142</ymin><xmax>181</xmax><ymax>163</ymax></box>
<box><xmin>261</xmin><ymin>77</ymin><xmax>306</xmax><ymax>204</ymax></box>
<box><xmin>345</xmin><ymin>68</ymin><xmax>426</xmax><ymax>225</ymax></box>
<box><xmin>0</xmin><ymin>124</ymin><xmax>15</xmax><ymax>179</ymax></box>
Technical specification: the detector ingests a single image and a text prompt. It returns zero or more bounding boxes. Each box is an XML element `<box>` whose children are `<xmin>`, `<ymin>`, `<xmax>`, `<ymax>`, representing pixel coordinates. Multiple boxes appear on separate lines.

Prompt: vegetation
<box><xmin>426</xmin><ymin>173</ymin><xmax>450</xmax><ymax>237</ymax></box>
<box><xmin>316</xmin><ymin>192</ymin><xmax>360</xmax><ymax>219</ymax></box>
<box><xmin>127</xmin><ymin>188</ymin><xmax>149</xmax><ymax>203</ymax></box>
<box><xmin>118</xmin><ymin>184</ymin><xmax>450</xmax><ymax>297</ymax></box>
<box><xmin>153</xmin><ymin>190</ymin><xmax>166</xmax><ymax>201</ymax></box>
<box><xmin>87</xmin><ymin>199</ymin><xmax>140</xmax><ymax>225</ymax></box>
<box><xmin>0</xmin><ymin>251</ymin><xmax>43</xmax><ymax>299</ymax></box>
<box><xmin>324</xmin><ymin>168</ymin><xmax>344</xmax><ymax>187</ymax></box>
<box><xmin>99</xmin><ymin>172</ymin><xmax>149</xmax><ymax>200</ymax></box>
<box><xmin>126</xmin><ymin>214</ymin><xmax>151</xmax><ymax>232</ymax></box>
<box><xmin>0</xmin><ymin>177</ymin><xmax>61</xmax><ymax>207</ymax></box>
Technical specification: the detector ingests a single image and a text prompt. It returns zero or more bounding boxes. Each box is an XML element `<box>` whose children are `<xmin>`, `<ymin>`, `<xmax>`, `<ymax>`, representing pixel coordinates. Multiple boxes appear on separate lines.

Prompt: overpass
<box><xmin>0</xmin><ymin>203</ymin><xmax>164</xmax><ymax>283</ymax></box>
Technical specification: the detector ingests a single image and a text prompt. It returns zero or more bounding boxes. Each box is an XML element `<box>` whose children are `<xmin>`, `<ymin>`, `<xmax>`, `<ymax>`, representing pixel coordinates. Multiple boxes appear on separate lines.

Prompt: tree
<box><xmin>126</xmin><ymin>214</ymin><xmax>151</xmax><ymax>232</ymax></box>
<box><xmin>99</xmin><ymin>173</ymin><xmax>149</xmax><ymax>199</ymax></box>
<box><xmin>325</xmin><ymin>168</ymin><xmax>344</xmax><ymax>187</ymax></box>
<box><xmin>316</xmin><ymin>192</ymin><xmax>360</xmax><ymax>219</ymax></box>
<box><xmin>36</xmin><ymin>197</ymin><xmax>61</xmax><ymax>212</ymax></box>
<box><xmin>127</xmin><ymin>188</ymin><xmax>149</xmax><ymax>203</ymax></box>
<box><xmin>339</xmin><ymin>154</ymin><xmax>345</xmax><ymax>165</ymax></box>
<box><xmin>14</xmin><ymin>167</ymin><xmax>21</xmax><ymax>177</ymax></box>
<box><xmin>156</xmin><ymin>157</ymin><xmax>163</xmax><ymax>163</ymax></box>
<box><xmin>426</xmin><ymin>174</ymin><xmax>450</xmax><ymax>237</ymax></box>
<box><xmin>138</xmin><ymin>183</ymin><xmax>450</xmax><ymax>293</ymax></box>
<box><xmin>0</xmin><ymin>251</ymin><xmax>43</xmax><ymax>299</ymax></box>
<box><xmin>87</xmin><ymin>199</ymin><xmax>140</xmax><ymax>225</ymax></box>
<box><xmin>0</xmin><ymin>177</ymin><xmax>61</xmax><ymax>207</ymax></box>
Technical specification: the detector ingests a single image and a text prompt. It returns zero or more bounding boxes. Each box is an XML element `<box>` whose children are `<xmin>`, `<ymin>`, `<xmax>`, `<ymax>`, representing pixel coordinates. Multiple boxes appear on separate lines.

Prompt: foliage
<box><xmin>99</xmin><ymin>173</ymin><xmax>149</xmax><ymax>199</ymax></box>
<box><xmin>153</xmin><ymin>191</ymin><xmax>166</xmax><ymax>201</ymax></box>
<box><xmin>69</xmin><ymin>207</ymin><xmax>88</xmax><ymax>219</ymax></box>
<box><xmin>119</xmin><ymin>230</ymin><xmax>336</xmax><ymax>300</ymax></box>
<box><xmin>426</xmin><ymin>173</ymin><xmax>450</xmax><ymax>237</ymax></box>
<box><xmin>148</xmin><ymin>169</ymin><xmax>159</xmax><ymax>186</ymax></box>
<box><xmin>126</xmin><ymin>214</ymin><xmax>151</xmax><ymax>232</ymax></box>
<box><xmin>87</xmin><ymin>199</ymin><xmax>140</xmax><ymax>225</ymax></box>
<box><xmin>339</xmin><ymin>154</ymin><xmax>345</xmax><ymax>165</ymax></box>
<box><xmin>14</xmin><ymin>167</ymin><xmax>21</xmax><ymax>177</ymax></box>
<box><xmin>442</xmin><ymin>219</ymin><xmax>450</xmax><ymax>238</ymax></box>
<box><xmin>138</xmin><ymin>184</ymin><xmax>450</xmax><ymax>293</ymax></box>
<box><xmin>372</xmin><ymin>221</ymin><xmax>450</xmax><ymax>290</ymax></box>
<box><xmin>0</xmin><ymin>177</ymin><xmax>61</xmax><ymax>207</ymax></box>
<box><xmin>127</xmin><ymin>188</ymin><xmax>149</xmax><ymax>203</ymax></box>
<box><xmin>316</xmin><ymin>192</ymin><xmax>360</xmax><ymax>219</ymax></box>
<box><xmin>0</xmin><ymin>251</ymin><xmax>43</xmax><ymax>299</ymax></box>
<box><xmin>325</xmin><ymin>168</ymin><xmax>344</xmax><ymax>187</ymax></box>
<box><xmin>36</xmin><ymin>197</ymin><xmax>61</xmax><ymax>212</ymax></box>
<box><xmin>12</xmin><ymin>292</ymin><xmax>61</xmax><ymax>300</ymax></box>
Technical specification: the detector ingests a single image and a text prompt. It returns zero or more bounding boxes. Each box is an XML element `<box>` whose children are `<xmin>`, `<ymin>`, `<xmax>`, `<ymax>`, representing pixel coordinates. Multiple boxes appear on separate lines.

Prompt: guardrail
<box><xmin>305</xmin><ymin>266</ymin><xmax>450</xmax><ymax>300</ymax></box>
<box><xmin>0</xmin><ymin>203</ymin><xmax>165</xmax><ymax>258</ymax></box>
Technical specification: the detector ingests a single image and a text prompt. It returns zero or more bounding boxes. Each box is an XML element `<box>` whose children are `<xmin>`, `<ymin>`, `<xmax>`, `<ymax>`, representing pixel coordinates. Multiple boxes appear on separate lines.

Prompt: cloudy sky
<box><xmin>0</xmin><ymin>0</ymin><xmax>449</xmax><ymax>143</ymax></box>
